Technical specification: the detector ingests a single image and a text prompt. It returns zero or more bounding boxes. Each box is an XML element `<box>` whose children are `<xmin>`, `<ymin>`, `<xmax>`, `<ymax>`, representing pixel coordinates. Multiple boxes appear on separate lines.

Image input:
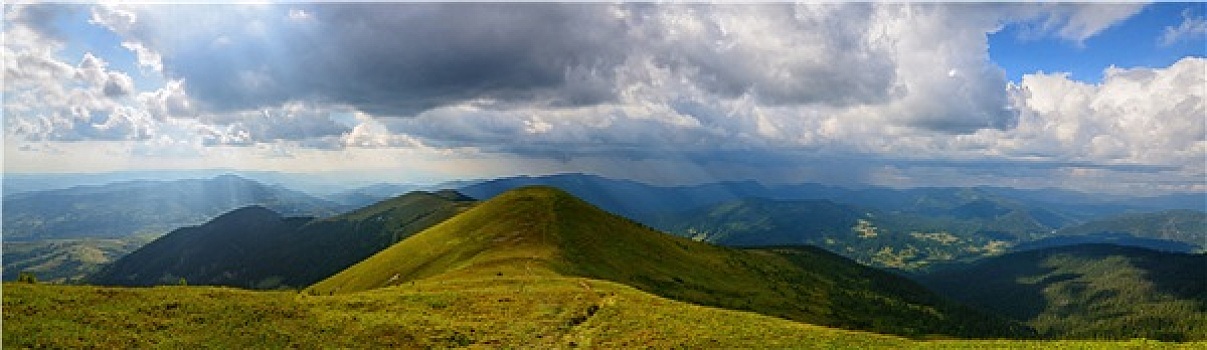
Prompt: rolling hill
<box><xmin>309</xmin><ymin>186</ymin><xmax>1029</xmax><ymax>338</ymax></box>
<box><xmin>919</xmin><ymin>244</ymin><xmax>1207</xmax><ymax>341</ymax></box>
<box><xmin>453</xmin><ymin>173</ymin><xmax>1201</xmax><ymax>223</ymax></box>
<box><xmin>651</xmin><ymin>197</ymin><xmax>1064</xmax><ymax>271</ymax></box>
<box><xmin>324</xmin><ymin>183</ymin><xmax>422</xmax><ymax>208</ymax></box>
<box><xmin>88</xmin><ymin>190</ymin><xmax>476</xmax><ymax>289</ymax></box>
<box><xmin>1054</xmin><ymin>210</ymin><xmax>1206</xmax><ymax>250</ymax></box>
<box><xmin>2</xmin><ymin>236</ymin><xmax>156</xmax><ymax>283</ymax></box>
<box><xmin>2</xmin><ymin>174</ymin><xmax>340</xmax><ymax>241</ymax></box>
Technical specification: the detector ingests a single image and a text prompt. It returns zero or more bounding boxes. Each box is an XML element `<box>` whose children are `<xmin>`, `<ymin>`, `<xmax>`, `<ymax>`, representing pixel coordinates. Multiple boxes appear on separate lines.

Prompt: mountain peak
<box><xmin>431</xmin><ymin>189</ymin><xmax>476</xmax><ymax>202</ymax></box>
<box><xmin>211</xmin><ymin>205</ymin><xmax>282</xmax><ymax>223</ymax></box>
<box><xmin>308</xmin><ymin>186</ymin><xmax>1026</xmax><ymax>338</ymax></box>
<box><xmin>210</xmin><ymin>173</ymin><xmax>256</xmax><ymax>184</ymax></box>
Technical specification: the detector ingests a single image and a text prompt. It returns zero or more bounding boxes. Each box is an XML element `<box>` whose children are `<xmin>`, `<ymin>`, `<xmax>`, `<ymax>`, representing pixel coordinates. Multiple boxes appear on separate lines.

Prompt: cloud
<box><xmin>89</xmin><ymin>3</ymin><xmax>629</xmax><ymax>116</ymax></box>
<box><xmin>86</xmin><ymin>3</ymin><xmax>999</xmax><ymax>127</ymax></box>
<box><xmin>287</xmin><ymin>8</ymin><xmax>311</xmax><ymax>21</ymax></box>
<box><xmin>91</xmin><ymin>3</ymin><xmax>1141</xmax><ymax>137</ymax></box>
<box><xmin>996</xmin><ymin>57</ymin><xmax>1205</xmax><ymax>167</ymax></box>
<box><xmin>1160</xmin><ymin>9</ymin><xmax>1207</xmax><ymax>46</ymax></box>
<box><xmin>6</xmin><ymin>3</ymin><xmax>1201</xmax><ymax>194</ymax></box>
<box><xmin>1043</xmin><ymin>4</ymin><xmax>1145</xmax><ymax>43</ymax></box>
<box><xmin>196</xmin><ymin>102</ymin><xmax>353</xmax><ymax>146</ymax></box>
<box><xmin>76</xmin><ymin>53</ymin><xmax>135</xmax><ymax>97</ymax></box>
<box><xmin>120</xmin><ymin>41</ymin><xmax>163</xmax><ymax>73</ymax></box>
<box><xmin>632</xmin><ymin>4</ymin><xmax>900</xmax><ymax>107</ymax></box>
<box><xmin>5</xmin><ymin>4</ymin><xmax>356</xmax><ymax>149</ymax></box>
<box><xmin>1009</xmin><ymin>3</ymin><xmax>1146</xmax><ymax>44</ymax></box>
<box><xmin>340</xmin><ymin>112</ymin><xmax>424</xmax><ymax>149</ymax></box>
<box><xmin>80</xmin><ymin>3</ymin><xmax>1180</xmax><ymax>160</ymax></box>
<box><xmin>87</xmin><ymin>4</ymin><xmax>137</xmax><ymax>35</ymax></box>
<box><xmin>6</xmin><ymin>3</ymin><xmax>85</xmax><ymax>42</ymax></box>
<box><xmin>3</xmin><ymin>8</ymin><xmax>155</xmax><ymax>143</ymax></box>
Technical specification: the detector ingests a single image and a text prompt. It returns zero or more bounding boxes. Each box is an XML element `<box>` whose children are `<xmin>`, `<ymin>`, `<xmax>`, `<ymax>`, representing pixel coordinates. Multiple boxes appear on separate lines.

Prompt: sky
<box><xmin>3</xmin><ymin>2</ymin><xmax>1205</xmax><ymax>195</ymax></box>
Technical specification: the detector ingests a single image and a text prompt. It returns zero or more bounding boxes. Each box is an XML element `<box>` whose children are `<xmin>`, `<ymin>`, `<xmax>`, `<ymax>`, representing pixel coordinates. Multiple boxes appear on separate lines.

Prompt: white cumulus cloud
<box><xmin>998</xmin><ymin>57</ymin><xmax>1205</xmax><ymax>167</ymax></box>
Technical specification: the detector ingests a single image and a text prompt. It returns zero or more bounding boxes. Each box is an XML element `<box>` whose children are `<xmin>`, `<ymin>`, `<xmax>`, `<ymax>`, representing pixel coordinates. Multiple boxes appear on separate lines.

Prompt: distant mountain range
<box><xmin>88</xmin><ymin>190</ymin><xmax>475</xmax><ymax>289</ymax></box>
<box><xmin>324</xmin><ymin>183</ymin><xmax>422</xmax><ymax>208</ymax></box>
<box><xmin>453</xmin><ymin>173</ymin><xmax>1204</xmax><ymax>220</ymax></box>
<box><xmin>649</xmin><ymin>197</ymin><xmax>1204</xmax><ymax>271</ymax></box>
<box><xmin>647</xmin><ymin>198</ymin><xmax>1001</xmax><ymax>271</ymax></box>
<box><xmin>453</xmin><ymin>174</ymin><xmax>1204</xmax><ymax>266</ymax></box>
<box><xmin>11</xmin><ymin>172</ymin><xmax>1202</xmax><ymax>282</ymax></box>
<box><xmin>2</xmin><ymin>175</ymin><xmax>341</xmax><ymax>241</ymax></box>
<box><xmin>1055</xmin><ymin>210</ymin><xmax>1207</xmax><ymax>247</ymax></box>
<box><xmin>919</xmin><ymin>244</ymin><xmax>1207</xmax><ymax>341</ymax></box>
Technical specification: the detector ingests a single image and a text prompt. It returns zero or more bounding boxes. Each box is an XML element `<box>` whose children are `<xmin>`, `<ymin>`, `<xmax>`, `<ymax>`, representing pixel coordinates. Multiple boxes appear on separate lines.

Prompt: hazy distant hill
<box><xmin>454</xmin><ymin>173</ymin><xmax>1200</xmax><ymax>223</ymax></box>
<box><xmin>88</xmin><ymin>190</ymin><xmax>475</xmax><ymax>289</ymax></box>
<box><xmin>2</xmin><ymin>175</ymin><xmax>340</xmax><ymax>240</ymax></box>
<box><xmin>455</xmin><ymin>173</ymin><xmax>769</xmax><ymax>222</ymax></box>
<box><xmin>310</xmin><ymin>186</ymin><xmax>1029</xmax><ymax>338</ymax></box>
<box><xmin>2</xmin><ymin>236</ymin><xmax>155</xmax><ymax>283</ymax></box>
<box><xmin>1012</xmin><ymin>233</ymin><xmax>1201</xmax><ymax>254</ymax></box>
<box><xmin>651</xmin><ymin>197</ymin><xmax>1074</xmax><ymax>271</ymax></box>
<box><xmin>324</xmin><ymin>183</ymin><xmax>422</xmax><ymax>208</ymax></box>
<box><xmin>920</xmin><ymin>244</ymin><xmax>1207</xmax><ymax>341</ymax></box>
<box><xmin>652</xmin><ymin>198</ymin><xmax>867</xmax><ymax>246</ymax></box>
<box><xmin>1054</xmin><ymin>210</ymin><xmax>1206</xmax><ymax>249</ymax></box>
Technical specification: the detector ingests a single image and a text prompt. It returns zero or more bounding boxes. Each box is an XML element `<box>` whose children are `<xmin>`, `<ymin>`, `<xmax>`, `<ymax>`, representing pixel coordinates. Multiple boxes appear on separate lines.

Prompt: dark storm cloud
<box><xmin>659</xmin><ymin>4</ymin><xmax>899</xmax><ymax>107</ymax></box>
<box><xmin>101</xmin><ymin>3</ymin><xmax>916</xmax><ymax>118</ymax></box>
<box><xmin>316</xmin><ymin>4</ymin><xmax>626</xmax><ymax>114</ymax></box>
<box><xmin>116</xmin><ymin>3</ymin><xmax>628</xmax><ymax>117</ymax></box>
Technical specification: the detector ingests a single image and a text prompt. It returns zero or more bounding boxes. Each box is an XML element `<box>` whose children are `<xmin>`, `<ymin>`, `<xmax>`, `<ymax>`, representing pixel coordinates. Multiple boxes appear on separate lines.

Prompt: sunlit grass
<box><xmin>6</xmin><ymin>281</ymin><xmax>1202</xmax><ymax>348</ymax></box>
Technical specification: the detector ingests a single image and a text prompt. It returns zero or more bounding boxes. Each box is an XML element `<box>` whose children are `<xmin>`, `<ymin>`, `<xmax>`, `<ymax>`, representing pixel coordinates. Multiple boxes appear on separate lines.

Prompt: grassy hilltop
<box><xmin>88</xmin><ymin>190</ymin><xmax>474</xmax><ymax>289</ymax></box>
<box><xmin>309</xmin><ymin>186</ymin><xmax>1023</xmax><ymax>338</ymax></box>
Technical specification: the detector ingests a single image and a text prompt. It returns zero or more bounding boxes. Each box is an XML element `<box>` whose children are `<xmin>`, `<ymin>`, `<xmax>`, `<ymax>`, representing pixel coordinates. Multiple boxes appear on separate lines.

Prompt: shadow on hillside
<box><xmin>1129</xmin><ymin>249</ymin><xmax>1207</xmax><ymax>310</ymax></box>
<box><xmin>919</xmin><ymin>250</ymin><xmax>1059</xmax><ymax>321</ymax></box>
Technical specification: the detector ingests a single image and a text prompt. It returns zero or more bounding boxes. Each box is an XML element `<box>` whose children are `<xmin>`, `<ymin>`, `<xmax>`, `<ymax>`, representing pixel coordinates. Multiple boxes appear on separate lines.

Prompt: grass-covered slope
<box><xmin>920</xmin><ymin>244</ymin><xmax>1207</xmax><ymax>341</ymax></box>
<box><xmin>309</xmin><ymin>186</ymin><xmax>1028</xmax><ymax>338</ymax></box>
<box><xmin>88</xmin><ymin>191</ymin><xmax>475</xmax><ymax>289</ymax></box>
<box><xmin>264</xmin><ymin>190</ymin><xmax>477</xmax><ymax>286</ymax></box>
<box><xmin>10</xmin><ymin>281</ymin><xmax>1187</xmax><ymax>348</ymax></box>
<box><xmin>2</xmin><ymin>279</ymin><xmax>905</xmax><ymax>348</ymax></box>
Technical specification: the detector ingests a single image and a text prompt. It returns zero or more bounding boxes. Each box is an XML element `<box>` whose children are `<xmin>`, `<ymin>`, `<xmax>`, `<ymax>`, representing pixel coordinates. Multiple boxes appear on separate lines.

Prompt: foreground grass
<box><xmin>4</xmin><ymin>280</ymin><xmax>1202</xmax><ymax>349</ymax></box>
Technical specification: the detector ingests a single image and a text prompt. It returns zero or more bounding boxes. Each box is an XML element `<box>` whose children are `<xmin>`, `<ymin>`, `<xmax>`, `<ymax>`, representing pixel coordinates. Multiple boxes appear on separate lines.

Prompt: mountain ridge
<box><xmin>919</xmin><ymin>244</ymin><xmax>1207</xmax><ymax>341</ymax></box>
<box><xmin>453</xmin><ymin>173</ymin><xmax>1204</xmax><ymax>221</ymax></box>
<box><xmin>88</xmin><ymin>190</ymin><xmax>476</xmax><ymax>289</ymax></box>
<box><xmin>309</xmin><ymin>186</ymin><xmax>1029</xmax><ymax>338</ymax></box>
<box><xmin>3</xmin><ymin>175</ymin><xmax>340</xmax><ymax>241</ymax></box>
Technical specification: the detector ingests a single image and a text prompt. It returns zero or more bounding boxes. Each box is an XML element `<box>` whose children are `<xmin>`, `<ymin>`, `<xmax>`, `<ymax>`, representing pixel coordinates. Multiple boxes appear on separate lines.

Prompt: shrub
<box><xmin>17</xmin><ymin>271</ymin><xmax>38</xmax><ymax>284</ymax></box>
